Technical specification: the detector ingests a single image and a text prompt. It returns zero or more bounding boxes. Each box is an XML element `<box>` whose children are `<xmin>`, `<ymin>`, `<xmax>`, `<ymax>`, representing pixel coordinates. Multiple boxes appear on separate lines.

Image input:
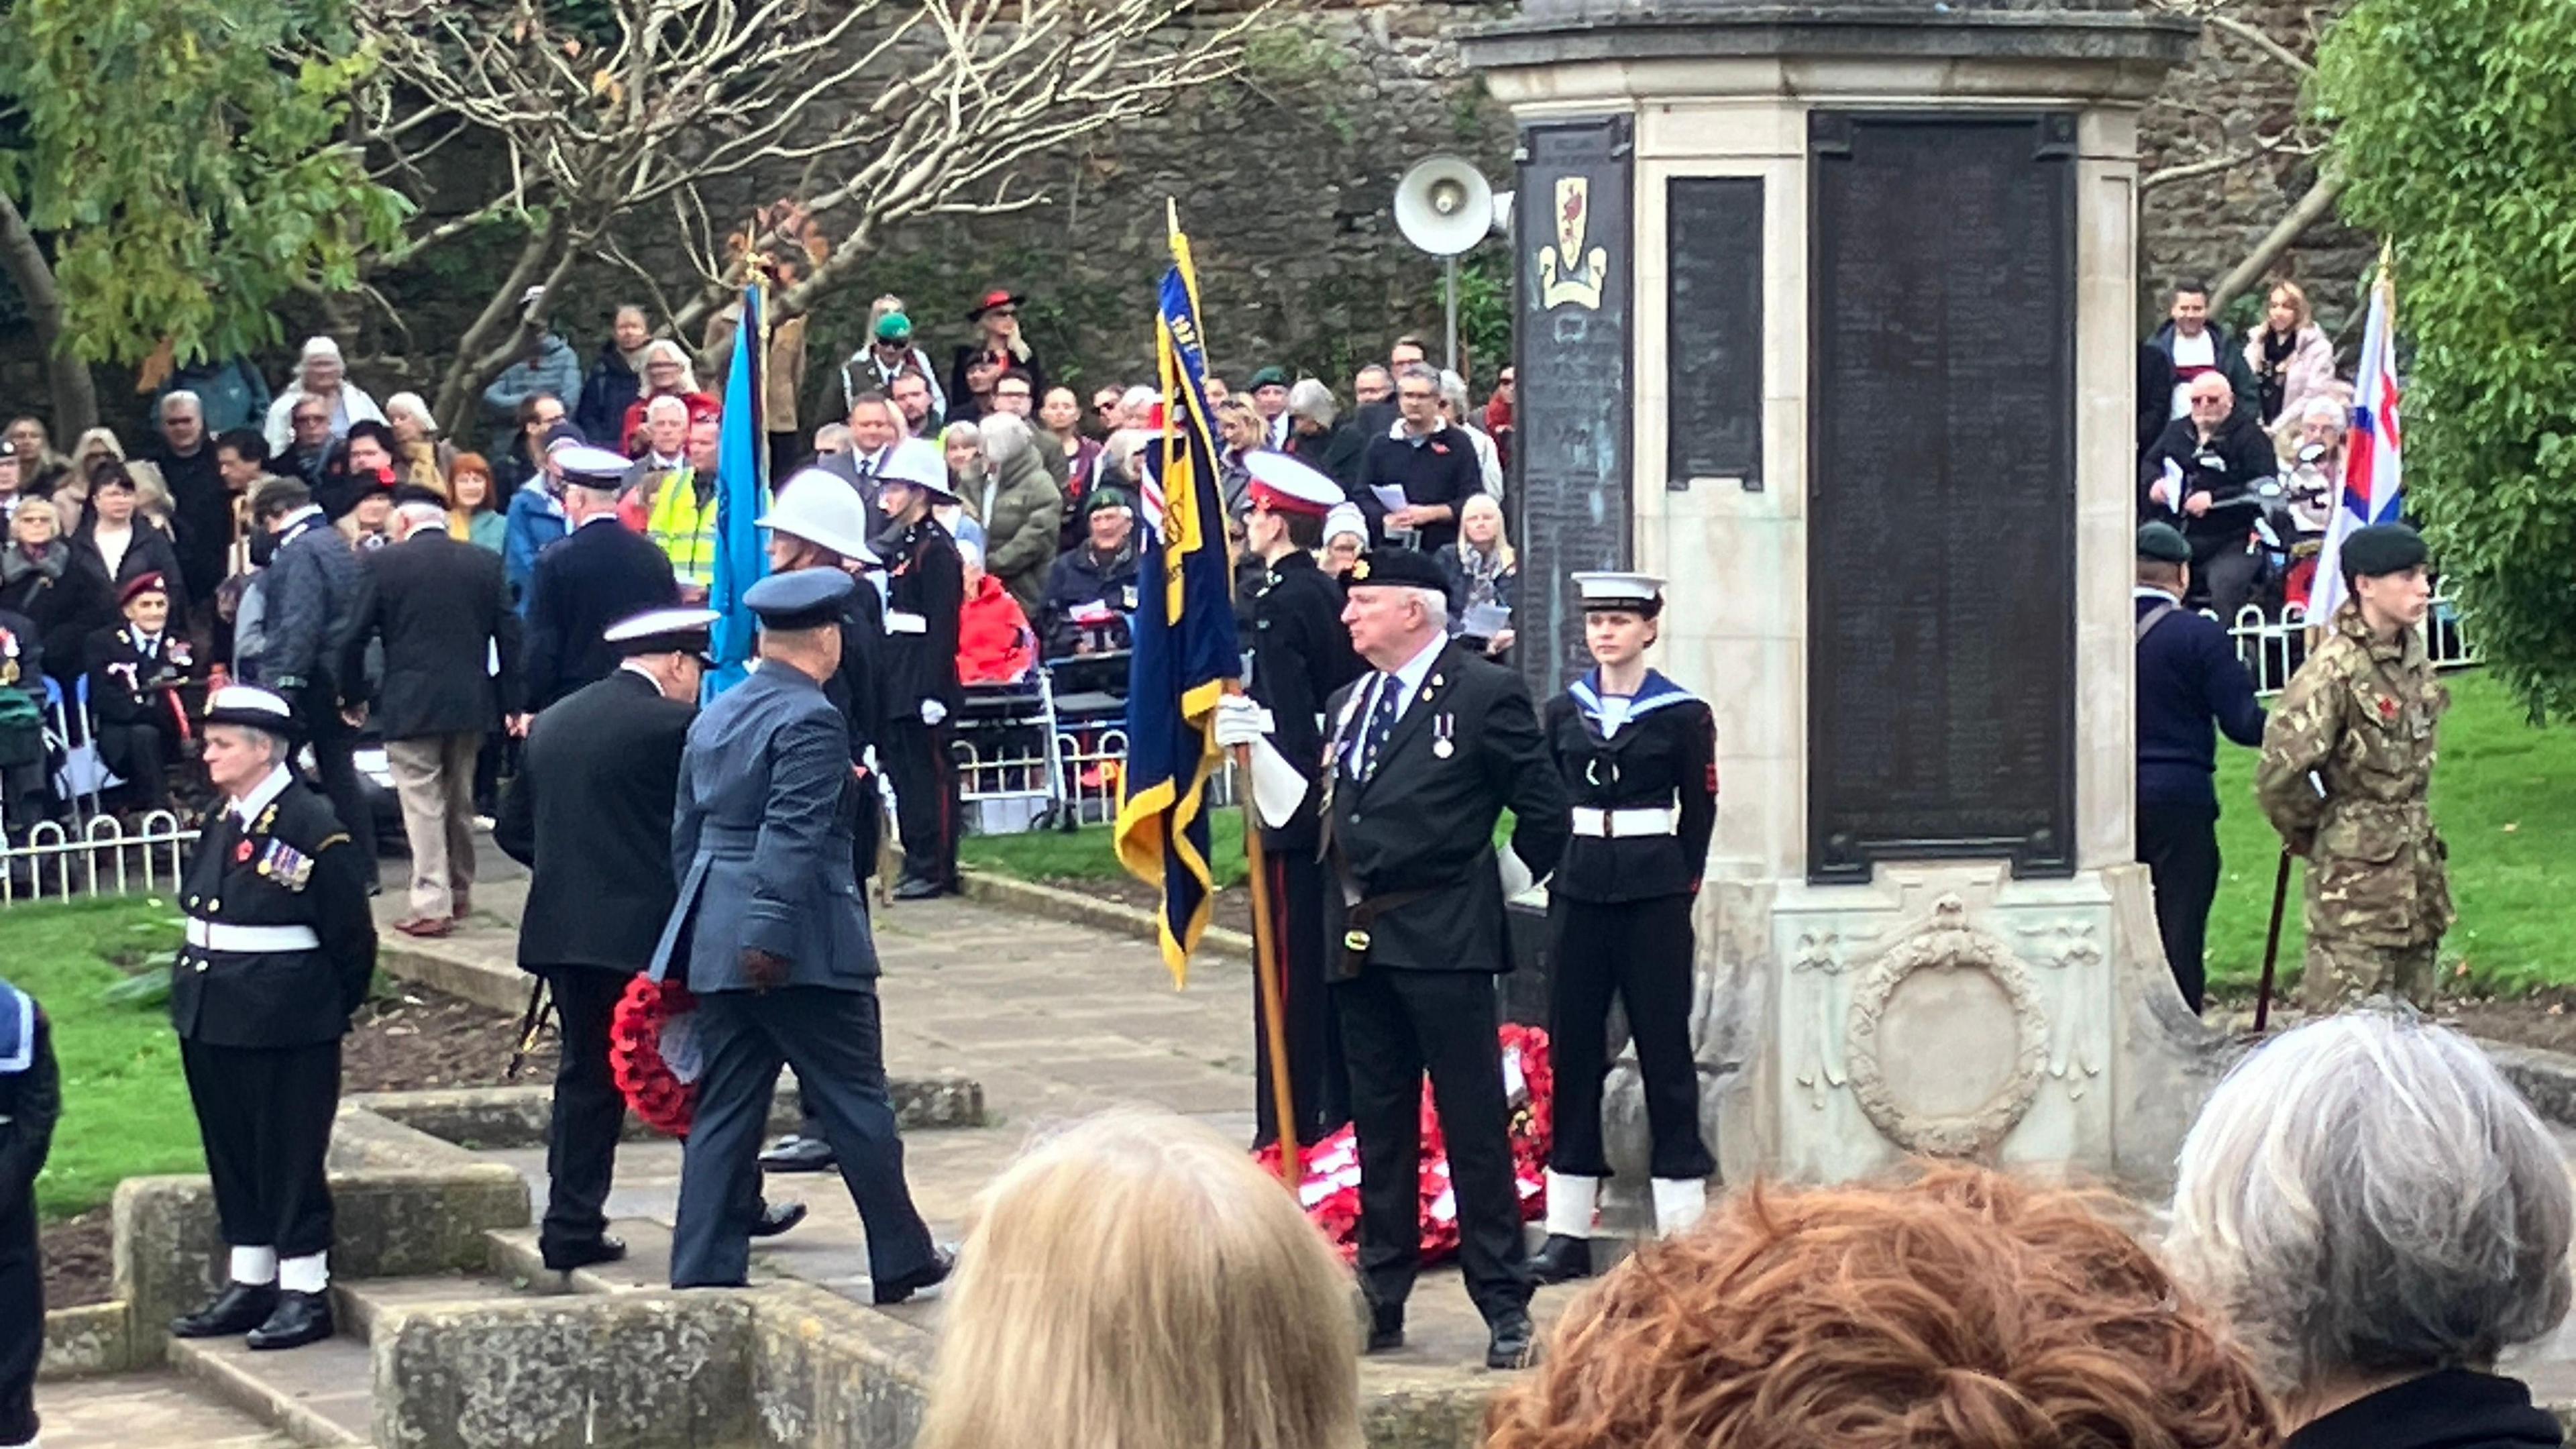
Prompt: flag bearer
<box><xmin>1528</xmin><ymin>573</ymin><xmax>1717</xmax><ymax>1285</ymax></box>
<box><xmin>1216</xmin><ymin>453</ymin><xmax>1365</xmax><ymax>1150</ymax></box>
<box><xmin>166</xmin><ymin>685</ymin><xmax>378</xmax><ymax>1351</ymax></box>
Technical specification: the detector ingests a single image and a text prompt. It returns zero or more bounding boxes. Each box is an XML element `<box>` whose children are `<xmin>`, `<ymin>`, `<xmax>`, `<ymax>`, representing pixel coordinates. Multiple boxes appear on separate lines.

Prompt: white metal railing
<box><xmin>950</xmin><ymin>722</ymin><xmax>1235</xmax><ymax>834</ymax></box>
<box><xmin>2212</xmin><ymin>590</ymin><xmax>2477</xmax><ymax>698</ymax></box>
<box><xmin>1</xmin><ymin>810</ymin><xmax>198</xmax><ymax>906</ymax></box>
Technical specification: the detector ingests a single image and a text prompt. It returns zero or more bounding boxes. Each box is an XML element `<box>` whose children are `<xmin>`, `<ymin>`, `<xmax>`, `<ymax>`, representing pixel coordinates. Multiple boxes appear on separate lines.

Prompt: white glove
<box><xmin>1212</xmin><ymin>695</ymin><xmax>1275</xmax><ymax>747</ymax></box>
<box><xmin>1497</xmin><ymin>846</ymin><xmax>1537</xmax><ymax>900</ymax></box>
<box><xmin>920</xmin><ymin>698</ymin><xmax>948</xmax><ymax>726</ymax></box>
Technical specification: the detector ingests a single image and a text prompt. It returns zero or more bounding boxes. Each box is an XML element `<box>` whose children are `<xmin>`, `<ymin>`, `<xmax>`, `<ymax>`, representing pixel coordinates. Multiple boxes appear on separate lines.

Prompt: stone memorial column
<box><xmin>1462</xmin><ymin>0</ymin><xmax>2232</xmax><ymax>1210</ymax></box>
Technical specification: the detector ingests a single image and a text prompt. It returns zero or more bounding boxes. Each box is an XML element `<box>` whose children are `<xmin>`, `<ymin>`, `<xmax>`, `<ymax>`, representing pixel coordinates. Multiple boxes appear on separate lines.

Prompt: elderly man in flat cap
<box><xmin>2257</xmin><ymin>523</ymin><xmax>2450</xmax><ymax>1010</ymax></box>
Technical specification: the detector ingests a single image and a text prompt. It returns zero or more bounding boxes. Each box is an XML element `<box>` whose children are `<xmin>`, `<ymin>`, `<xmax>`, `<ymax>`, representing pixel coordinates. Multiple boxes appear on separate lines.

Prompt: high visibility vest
<box><xmin>645</xmin><ymin>469</ymin><xmax>719</xmax><ymax>588</ymax></box>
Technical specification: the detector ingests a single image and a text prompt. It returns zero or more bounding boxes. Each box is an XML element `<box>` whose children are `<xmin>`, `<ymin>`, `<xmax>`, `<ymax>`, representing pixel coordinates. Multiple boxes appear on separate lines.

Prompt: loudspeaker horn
<box><xmin>1394</xmin><ymin>155</ymin><xmax>1495</xmax><ymax>258</ymax></box>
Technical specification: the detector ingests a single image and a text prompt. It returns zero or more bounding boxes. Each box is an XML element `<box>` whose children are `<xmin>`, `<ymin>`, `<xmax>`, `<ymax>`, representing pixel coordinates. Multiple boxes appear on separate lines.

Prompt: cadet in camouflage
<box><xmin>2255</xmin><ymin>524</ymin><xmax>2452</xmax><ymax>1011</ymax></box>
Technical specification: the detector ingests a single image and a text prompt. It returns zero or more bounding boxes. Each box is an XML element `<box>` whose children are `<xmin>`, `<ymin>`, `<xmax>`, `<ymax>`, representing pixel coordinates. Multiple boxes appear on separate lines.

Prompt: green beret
<box><xmin>1086</xmin><ymin>486</ymin><xmax>1135</xmax><ymax>517</ymax></box>
<box><xmin>2341</xmin><ymin>523</ymin><xmax>2427</xmax><ymax>581</ymax></box>
<box><xmin>1248</xmin><ymin>366</ymin><xmax>1290</xmax><ymax>390</ymax></box>
<box><xmin>2136</xmin><ymin>522</ymin><xmax>2191</xmax><ymax>564</ymax></box>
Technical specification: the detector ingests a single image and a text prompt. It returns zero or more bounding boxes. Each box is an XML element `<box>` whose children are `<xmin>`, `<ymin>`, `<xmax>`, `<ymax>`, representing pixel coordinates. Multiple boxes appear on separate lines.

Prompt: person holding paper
<box><xmin>1356</xmin><ymin>364</ymin><xmax>1482</xmax><ymax>554</ymax></box>
<box><xmin>2138</xmin><ymin>371</ymin><xmax>2277</xmax><ymax>620</ymax></box>
<box><xmin>1436</xmin><ymin>494</ymin><xmax>1517</xmax><ymax>660</ymax></box>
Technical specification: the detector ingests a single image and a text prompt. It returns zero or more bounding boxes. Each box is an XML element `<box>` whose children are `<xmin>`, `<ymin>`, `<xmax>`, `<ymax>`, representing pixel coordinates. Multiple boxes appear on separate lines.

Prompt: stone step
<box><xmin>483</xmin><ymin>1217</ymin><xmax>681</xmax><ymax>1296</ymax></box>
<box><xmin>332</xmin><ymin>1269</ymin><xmax>558</xmax><ymax>1341</ymax></box>
<box><xmin>36</xmin><ymin>1369</ymin><xmax>311</xmax><ymax>1448</ymax></box>
<box><xmin>168</xmin><ymin>1330</ymin><xmax>374</xmax><ymax>1447</ymax></box>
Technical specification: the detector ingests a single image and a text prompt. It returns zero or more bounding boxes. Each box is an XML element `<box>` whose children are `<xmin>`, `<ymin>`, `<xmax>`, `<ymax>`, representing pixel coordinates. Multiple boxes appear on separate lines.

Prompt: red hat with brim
<box><xmin>966</xmin><ymin>288</ymin><xmax>1025</xmax><ymax>321</ymax></box>
<box><xmin>119</xmin><ymin>572</ymin><xmax>169</xmax><ymax>607</ymax></box>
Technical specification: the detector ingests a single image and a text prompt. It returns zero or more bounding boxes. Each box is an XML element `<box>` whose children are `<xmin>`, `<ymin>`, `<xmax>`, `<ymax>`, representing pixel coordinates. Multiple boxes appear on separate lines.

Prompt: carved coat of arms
<box><xmin>1536</xmin><ymin>174</ymin><xmax>1607</xmax><ymax>311</ymax></box>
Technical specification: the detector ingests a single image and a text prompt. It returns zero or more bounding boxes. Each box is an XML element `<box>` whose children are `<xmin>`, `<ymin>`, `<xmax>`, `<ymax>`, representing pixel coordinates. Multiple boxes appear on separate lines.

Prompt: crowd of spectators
<box><xmin>0</xmin><ymin>296</ymin><xmax>1518</xmax><ymax>873</ymax></box>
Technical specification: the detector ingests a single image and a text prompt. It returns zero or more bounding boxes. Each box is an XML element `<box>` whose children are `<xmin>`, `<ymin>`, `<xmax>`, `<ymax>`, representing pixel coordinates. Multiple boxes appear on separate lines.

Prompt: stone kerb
<box><xmin>371</xmin><ymin>1293</ymin><xmax>759</xmax><ymax>1449</ymax></box>
<box><xmin>107</xmin><ymin>1104</ymin><xmax>533</xmax><ymax>1366</ymax></box>
<box><xmin>351</xmin><ymin>1074</ymin><xmax>987</xmax><ymax>1150</ymax></box>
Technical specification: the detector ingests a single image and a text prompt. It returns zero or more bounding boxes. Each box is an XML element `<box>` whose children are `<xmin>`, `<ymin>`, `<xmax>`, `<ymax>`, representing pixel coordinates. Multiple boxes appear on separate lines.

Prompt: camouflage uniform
<box><xmin>2255</xmin><ymin>602</ymin><xmax>2453</xmax><ymax>1010</ymax></box>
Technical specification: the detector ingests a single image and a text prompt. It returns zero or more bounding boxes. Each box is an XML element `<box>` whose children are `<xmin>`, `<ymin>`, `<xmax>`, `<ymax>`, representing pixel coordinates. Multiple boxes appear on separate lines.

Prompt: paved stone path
<box><xmin>38</xmin><ymin>1373</ymin><xmax>301</xmax><ymax>1448</ymax></box>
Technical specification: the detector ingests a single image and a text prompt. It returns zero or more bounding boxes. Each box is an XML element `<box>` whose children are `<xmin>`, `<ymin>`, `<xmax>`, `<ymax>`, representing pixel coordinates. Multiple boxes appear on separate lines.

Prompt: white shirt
<box><xmin>228</xmin><ymin>763</ymin><xmax>294</xmax><ymax>828</ymax></box>
<box><xmin>1341</xmin><ymin>629</ymin><xmax>1448</xmax><ymax>775</ymax></box>
<box><xmin>2168</xmin><ymin>329</ymin><xmax>2216</xmax><ymax>419</ymax></box>
<box><xmin>93</xmin><ymin>522</ymin><xmax>133</xmax><ymax>578</ymax></box>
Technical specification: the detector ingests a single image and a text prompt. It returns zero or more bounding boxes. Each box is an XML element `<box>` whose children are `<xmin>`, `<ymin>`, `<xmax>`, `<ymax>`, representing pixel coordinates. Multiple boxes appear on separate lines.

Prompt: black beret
<box><xmin>1346</xmin><ymin>546</ymin><xmax>1446</xmax><ymax>592</ymax></box>
<box><xmin>2341</xmin><ymin>523</ymin><xmax>2427</xmax><ymax>581</ymax></box>
<box><xmin>2136</xmin><ymin>522</ymin><xmax>2192</xmax><ymax>564</ymax></box>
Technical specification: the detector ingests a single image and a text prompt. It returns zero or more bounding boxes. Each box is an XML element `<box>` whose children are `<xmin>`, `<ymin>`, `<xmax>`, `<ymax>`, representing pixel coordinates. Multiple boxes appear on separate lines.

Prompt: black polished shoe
<box><xmin>170</xmin><ymin>1281</ymin><xmax>279</xmax><ymax>1338</ymax></box>
<box><xmin>1365</xmin><ymin>1300</ymin><xmax>1405</xmax><ymax>1354</ymax></box>
<box><xmin>749</xmin><ymin>1200</ymin><xmax>808</xmax><ymax>1238</ymax></box>
<box><xmin>873</xmin><ymin>1246</ymin><xmax>956</xmax><ymax>1305</ymax></box>
<box><xmin>891</xmin><ymin>874</ymin><xmax>945</xmax><ymax>902</ymax></box>
<box><xmin>540</xmin><ymin>1234</ymin><xmax>627</xmax><ymax>1273</ymax></box>
<box><xmin>1529</xmin><ymin>1232</ymin><xmax>1594</xmax><ymax>1285</ymax></box>
<box><xmin>1485</xmin><ymin>1308</ymin><xmax>1536</xmax><ymax>1370</ymax></box>
<box><xmin>757</xmin><ymin>1135</ymin><xmax>839</xmax><ymax>1173</ymax></box>
<box><xmin>246</xmin><ymin>1291</ymin><xmax>335</xmax><ymax>1351</ymax></box>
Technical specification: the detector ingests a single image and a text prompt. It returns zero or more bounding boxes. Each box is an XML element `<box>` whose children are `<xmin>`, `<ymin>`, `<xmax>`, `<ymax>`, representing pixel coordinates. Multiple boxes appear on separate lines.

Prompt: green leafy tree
<box><xmin>2316</xmin><ymin>0</ymin><xmax>2576</xmax><ymax>718</ymax></box>
<box><xmin>0</xmin><ymin>0</ymin><xmax>407</xmax><ymax>433</ymax></box>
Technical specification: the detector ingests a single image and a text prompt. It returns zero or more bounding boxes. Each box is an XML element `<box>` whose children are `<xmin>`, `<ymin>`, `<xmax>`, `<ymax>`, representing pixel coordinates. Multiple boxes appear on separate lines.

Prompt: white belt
<box><xmin>185</xmin><ymin>920</ymin><xmax>321</xmax><ymax>952</ymax></box>
<box><xmin>1571</xmin><ymin>806</ymin><xmax>1678</xmax><ymax>839</ymax></box>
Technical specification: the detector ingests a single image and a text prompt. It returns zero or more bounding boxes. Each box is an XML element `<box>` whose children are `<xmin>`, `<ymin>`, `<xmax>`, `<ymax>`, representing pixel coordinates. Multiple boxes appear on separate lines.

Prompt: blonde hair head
<box><xmin>917</xmin><ymin>1110</ymin><xmax>1360</xmax><ymax>1449</ymax></box>
<box><xmin>1460</xmin><ymin>492</ymin><xmax>1515</xmax><ymax>569</ymax></box>
<box><xmin>2267</xmin><ymin>280</ymin><xmax>2312</xmax><ymax>328</ymax></box>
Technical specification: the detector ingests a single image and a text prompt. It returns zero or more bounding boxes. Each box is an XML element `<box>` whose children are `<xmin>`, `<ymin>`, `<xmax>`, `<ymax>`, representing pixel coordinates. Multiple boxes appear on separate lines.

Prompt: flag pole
<box><xmin>1232</xmin><ymin>736</ymin><xmax>1301</xmax><ymax>1187</ymax></box>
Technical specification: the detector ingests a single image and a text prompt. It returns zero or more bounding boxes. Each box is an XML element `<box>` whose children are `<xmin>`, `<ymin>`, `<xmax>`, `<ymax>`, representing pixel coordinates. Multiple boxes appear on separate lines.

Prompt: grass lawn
<box><xmin>2209</xmin><ymin>667</ymin><xmax>2576</xmax><ymax>1000</ymax></box>
<box><xmin>962</xmin><ymin>671</ymin><xmax>2572</xmax><ymax>1000</ymax></box>
<box><xmin>961</xmin><ymin>810</ymin><xmax>1248</xmax><ymax>890</ymax></box>
<box><xmin>6</xmin><ymin>896</ymin><xmax>199</xmax><ymax>1220</ymax></box>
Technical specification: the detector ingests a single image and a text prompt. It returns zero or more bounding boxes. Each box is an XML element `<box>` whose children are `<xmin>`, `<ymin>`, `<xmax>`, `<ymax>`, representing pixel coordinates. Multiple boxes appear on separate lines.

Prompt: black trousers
<box><xmin>0</xmin><ymin>1186</ymin><xmax>37</xmax><ymax>1446</ymax></box>
<box><xmin>1252</xmin><ymin>850</ymin><xmax>1348</xmax><ymax>1150</ymax></box>
<box><xmin>180</xmin><ymin>1038</ymin><xmax>339</xmax><ymax>1259</ymax></box>
<box><xmin>882</xmin><ymin>718</ymin><xmax>957</xmax><ymax>888</ymax></box>
<box><xmin>297</xmin><ymin>688</ymin><xmax>377</xmax><ymax>873</ymax></box>
<box><xmin>1549</xmin><ymin>894</ymin><xmax>1713</xmax><ymax>1181</ymax></box>
<box><xmin>539</xmin><ymin>966</ymin><xmax>629</xmax><ymax>1254</ymax></box>
<box><xmin>671</xmin><ymin>988</ymin><xmax>936</xmax><ymax>1290</ymax></box>
<box><xmin>2139</xmin><ymin>800</ymin><xmax>2222</xmax><ymax>1013</ymax></box>
<box><xmin>96</xmin><ymin>720</ymin><xmax>172</xmax><ymax>812</ymax></box>
<box><xmin>1334</xmin><ymin>969</ymin><xmax>1528</xmax><ymax>1323</ymax></box>
<box><xmin>2186</xmin><ymin>539</ymin><xmax>2263</xmax><ymax>622</ymax></box>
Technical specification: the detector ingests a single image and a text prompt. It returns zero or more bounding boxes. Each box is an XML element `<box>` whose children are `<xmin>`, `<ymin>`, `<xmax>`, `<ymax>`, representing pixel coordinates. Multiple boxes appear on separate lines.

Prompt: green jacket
<box><xmin>965</xmin><ymin>448</ymin><xmax>1063</xmax><ymax>616</ymax></box>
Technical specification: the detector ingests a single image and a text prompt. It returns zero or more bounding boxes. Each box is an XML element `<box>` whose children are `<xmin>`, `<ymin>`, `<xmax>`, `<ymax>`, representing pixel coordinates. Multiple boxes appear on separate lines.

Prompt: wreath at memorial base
<box><xmin>1254</xmin><ymin>1024</ymin><xmax>1554</xmax><ymax>1265</ymax></box>
<box><xmin>608</xmin><ymin>975</ymin><xmax>700</xmax><ymax>1138</ymax></box>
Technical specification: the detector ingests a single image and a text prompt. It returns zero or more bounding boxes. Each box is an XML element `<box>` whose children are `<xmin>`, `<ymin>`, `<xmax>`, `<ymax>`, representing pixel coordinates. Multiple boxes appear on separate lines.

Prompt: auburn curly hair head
<box><xmin>1486</xmin><ymin>1164</ymin><xmax>2277</xmax><ymax>1449</ymax></box>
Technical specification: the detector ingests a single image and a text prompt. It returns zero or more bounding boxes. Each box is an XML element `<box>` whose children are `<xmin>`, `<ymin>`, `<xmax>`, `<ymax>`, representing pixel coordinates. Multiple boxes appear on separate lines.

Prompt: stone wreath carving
<box><xmin>1844</xmin><ymin>896</ymin><xmax>2051</xmax><ymax>1158</ymax></box>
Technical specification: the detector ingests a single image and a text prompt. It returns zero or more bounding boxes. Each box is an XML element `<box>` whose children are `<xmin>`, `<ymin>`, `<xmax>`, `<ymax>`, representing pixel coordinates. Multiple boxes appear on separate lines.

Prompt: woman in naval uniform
<box><xmin>1529</xmin><ymin>572</ymin><xmax>1718</xmax><ymax>1283</ymax></box>
<box><xmin>166</xmin><ymin>684</ymin><xmax>378</xmax><ymax>1350</ymax></box>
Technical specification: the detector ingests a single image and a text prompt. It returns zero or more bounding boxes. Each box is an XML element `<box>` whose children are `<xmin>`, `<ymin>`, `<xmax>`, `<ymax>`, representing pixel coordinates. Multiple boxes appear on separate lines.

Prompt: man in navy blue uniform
<box><xmin>519</xmin><ymin>444</ymin><xmax>678</xmax><ymax>714</ymax></box>
<box><xmin>656</xmin><ymin>570</ymin><xmax>949</xmax><ymax>1302</ymax></box>
<box><xmin>2135</xmin><ymin>521</ymin><xmax>2266</xmax><ymax>1012</ymax></box>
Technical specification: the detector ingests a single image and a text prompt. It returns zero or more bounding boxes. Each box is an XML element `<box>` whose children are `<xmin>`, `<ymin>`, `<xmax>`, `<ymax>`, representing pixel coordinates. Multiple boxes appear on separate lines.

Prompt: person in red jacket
<box><xmin>955</xmin><ymin>539</ymin><xmax>1033</xmax><ymax>686</ymax></box>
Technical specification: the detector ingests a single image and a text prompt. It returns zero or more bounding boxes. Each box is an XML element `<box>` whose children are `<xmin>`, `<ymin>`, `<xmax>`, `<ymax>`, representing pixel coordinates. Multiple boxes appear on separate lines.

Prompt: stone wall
<box><xmin>1</xmin><ymin>0</ymin><xmax>2371</xmax><ymax>431</ymax></box>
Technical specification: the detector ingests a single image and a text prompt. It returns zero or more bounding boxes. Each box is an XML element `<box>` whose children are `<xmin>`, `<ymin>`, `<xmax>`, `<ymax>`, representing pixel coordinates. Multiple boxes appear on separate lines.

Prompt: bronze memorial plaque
<box><xmin>1513</xmin><ymin>115</ymin><xmax>1632</xmax><ymax>703</ymax></box>
<box><xmin>1667</xmin><ymin>176</ymin><xmax>1764</xmax><ymax>492</ymax></box>
<box><xmin>1806</xmin><ymin>112</ymin><xmax>2077</xmax><ymax>883</ymax></box>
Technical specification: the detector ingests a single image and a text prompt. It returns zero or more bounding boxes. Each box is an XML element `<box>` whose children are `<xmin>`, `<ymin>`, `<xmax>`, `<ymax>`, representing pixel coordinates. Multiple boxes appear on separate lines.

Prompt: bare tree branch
<box><xmin>2212</xmin><ymin>170</ymin><xmax>2346</xmax><ymax>316</ymax></box>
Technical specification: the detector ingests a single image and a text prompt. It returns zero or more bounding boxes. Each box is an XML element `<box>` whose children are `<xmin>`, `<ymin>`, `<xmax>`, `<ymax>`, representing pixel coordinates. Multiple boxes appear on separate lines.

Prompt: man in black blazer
<box><xmin>362</xmin><ymin>489</ymin><xmax>522</xmax><ymax>937</ymax></box>
<box><xmin>85</xmin><ymin>572</ymin><xmax>194</xmax><ymax>816</ymax></box>
<box><xmin>1298</xmin><ymin>546</ymin><xmax>1568</xmax><ymax>1370</ymax></box>
<box><xmin>493</xmin><ymin>606</ymin><xmax>802</xmax><ymax>1269</ymax></box>
<box><xmin>519</xmin><ymin>445</ymin><xmax>678</xmax><ymax>716</ymax></box>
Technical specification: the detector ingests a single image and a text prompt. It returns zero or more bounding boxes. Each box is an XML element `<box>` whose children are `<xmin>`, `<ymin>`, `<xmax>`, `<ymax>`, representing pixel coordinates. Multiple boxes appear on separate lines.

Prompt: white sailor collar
<box><xmin>1570</xmin><ymin>667</ymin><xmax>1699</xmax><ymax>739</ymax></box>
